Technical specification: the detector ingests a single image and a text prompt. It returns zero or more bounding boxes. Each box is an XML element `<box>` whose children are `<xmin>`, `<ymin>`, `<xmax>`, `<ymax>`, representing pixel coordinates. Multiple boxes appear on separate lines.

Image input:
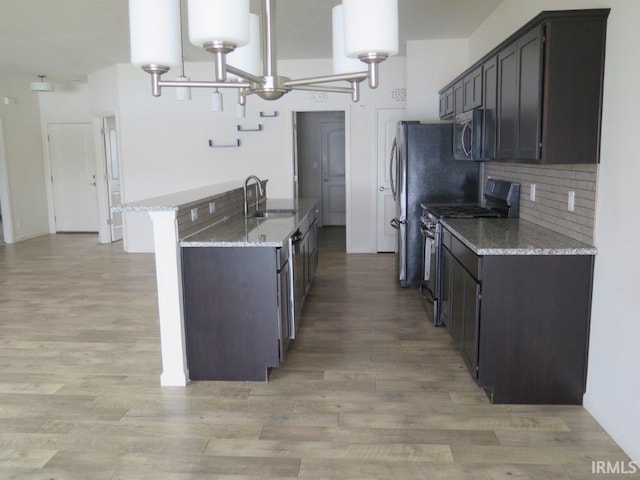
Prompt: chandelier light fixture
<box><xmin>128</xmin><ymin>0</ymin><xmax>399</xmax><ymax>107</ymax></box>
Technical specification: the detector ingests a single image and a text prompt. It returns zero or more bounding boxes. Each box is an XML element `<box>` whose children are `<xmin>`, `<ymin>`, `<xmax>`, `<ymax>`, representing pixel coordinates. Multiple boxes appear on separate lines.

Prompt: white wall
<box><xmin>468</xmin><ymin>0</ymin><xmax>640</xmax><ymax>462</ymax></box>
<box><xmin>0</xmin><ymin>79</ymin><xmax>49</xmax><ymax>241</ymax></box>
<box><xmin>95</xmin><ymin>57</ymin><xmax>407</xmax><ymax>253</ymax></box>
<box><xmin>406</xmin><ymin>39</ymin><xmax>469</xmax><ymax>121</ymax></box>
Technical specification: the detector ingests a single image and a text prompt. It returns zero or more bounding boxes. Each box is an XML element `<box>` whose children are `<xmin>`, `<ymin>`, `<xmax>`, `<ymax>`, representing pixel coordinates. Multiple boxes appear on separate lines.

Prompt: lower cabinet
<box><xmin>441</xmin><ymin>227</ymin><xmax>594</xmax><ymax>404</ymax></box>
<box><xmin>182</xmin><ymin>245</ymin><xmax>293</xmax><ymax>382</ymax></box>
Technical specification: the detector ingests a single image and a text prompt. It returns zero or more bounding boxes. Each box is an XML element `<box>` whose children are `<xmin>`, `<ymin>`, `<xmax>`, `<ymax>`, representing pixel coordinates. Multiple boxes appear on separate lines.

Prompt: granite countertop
<box><xmin>441</xmin><ymin>218</ymin><xmax>597</xmax><ymax>256</ymax></box>
<box><xmin>112</xmin><ymin>181</ymin><xmax>244</xmax><ymax>212</ymax></box>
<box><xmin>179</xmin><ymin>198</ymin><xmax>318</xmax><ymax>248</ymax></box>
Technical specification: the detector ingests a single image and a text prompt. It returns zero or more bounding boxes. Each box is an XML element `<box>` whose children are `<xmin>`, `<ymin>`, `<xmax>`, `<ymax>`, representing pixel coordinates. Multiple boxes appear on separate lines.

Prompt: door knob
<box><xmin>323</xmin><ymin>178</ymin><xmax>329</xmax><ymax>182</ymax></box>
<box><xmin>379</xmin><ymin>186</ymin><xmax>385</xmax><ymax>191</ymax></box>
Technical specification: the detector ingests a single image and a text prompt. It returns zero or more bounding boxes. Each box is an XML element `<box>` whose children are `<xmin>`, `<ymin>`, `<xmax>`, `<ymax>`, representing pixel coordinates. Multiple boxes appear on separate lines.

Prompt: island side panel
<box><xmin>148</xmin><ymin>210</ymin><xmax>190</xmax><ymax>387</ymax></box>
<box><xmin>479</xmin><ymin>254</ymin><xmax>595</xmax><ymax>404</ymax></box>
<box><xmin>182</xmin><ymin>247</ymin><xmax>280</xmax><ymax>381</ymax></box>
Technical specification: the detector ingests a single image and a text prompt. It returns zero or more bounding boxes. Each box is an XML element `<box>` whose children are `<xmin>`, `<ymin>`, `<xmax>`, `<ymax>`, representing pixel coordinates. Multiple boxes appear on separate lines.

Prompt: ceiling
<box><xmin>0</xmin><ymin>0</ymin><xmax>502</xmax><ymax>84</ymax></box>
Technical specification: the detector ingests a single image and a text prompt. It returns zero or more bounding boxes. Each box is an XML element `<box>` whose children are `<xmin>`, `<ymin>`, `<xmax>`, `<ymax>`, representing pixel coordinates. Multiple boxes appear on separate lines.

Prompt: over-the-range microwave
<box><xmin>453</xmin><ymin>109</ymin><xmax>483</xmax><ymax>161</ymax></box>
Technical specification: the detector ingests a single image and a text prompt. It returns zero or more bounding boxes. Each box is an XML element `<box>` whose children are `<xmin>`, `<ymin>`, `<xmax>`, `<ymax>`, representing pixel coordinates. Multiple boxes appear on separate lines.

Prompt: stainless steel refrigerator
<box><xmin>390</xmin><ymin>121</ymin><xmax>480</xmax><ymax>287</ymax></box>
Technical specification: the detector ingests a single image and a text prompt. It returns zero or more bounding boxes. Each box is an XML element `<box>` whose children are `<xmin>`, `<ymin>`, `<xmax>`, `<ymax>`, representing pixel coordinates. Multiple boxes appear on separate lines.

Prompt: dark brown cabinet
<box><xmin>496</xmin><ymin>27</ymin><xmax>543</xmax><ymax>160</ymax></box>
<box><xmin>439</xmin><ymin>9</ymin><xmax>609</xmax><ymax>164</ymax></box>
<box><xmin>481</xmin><ymin>56</ymin><xmax>498</xmax><ymax>159</ymax></box>
<box><xmin>439</xmin><ymin>86</ymin><xmax>454</xmax><ymax>119</ymax></box>
<box><xmin>463</xmin><ymin>66</ymin><xmax>483</xmax><ymax>112</ymax></box>
<box><xmin>453</xmin><ymin>81</ymin><xmax>464</xmax><ymax>116</ymax></box>
<box><xmin>441</xmin><ymin>226</ymin><xmax>595</xmax><ymax>404</ymax></box>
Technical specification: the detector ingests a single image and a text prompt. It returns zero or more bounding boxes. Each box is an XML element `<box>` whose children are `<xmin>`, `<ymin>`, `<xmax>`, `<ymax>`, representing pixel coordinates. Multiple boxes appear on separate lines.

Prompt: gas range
<box><xmin>422</xmin><ymin>179</ymin><xmax>521</xmax><ymax>223</ymax></box>
<box><xmin>420</xmin><ymin>179</ymin><xmax>520</xmax><ymax>326</ymax></box>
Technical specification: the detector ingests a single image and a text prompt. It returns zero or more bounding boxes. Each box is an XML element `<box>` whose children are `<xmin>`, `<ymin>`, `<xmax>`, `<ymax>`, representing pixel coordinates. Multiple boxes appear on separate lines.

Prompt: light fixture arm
<box><xmin>132</xmin><ymin>0</ymin><xmax>398</xmax><ymax>104</ymax></box>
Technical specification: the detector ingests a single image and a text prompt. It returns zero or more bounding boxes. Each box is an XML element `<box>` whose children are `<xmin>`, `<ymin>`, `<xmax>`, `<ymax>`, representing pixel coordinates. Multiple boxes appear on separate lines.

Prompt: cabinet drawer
<box><xmin>450</xmin><ymin>235</ymin><xmax>480</xmax><ymax>281</ymax></box>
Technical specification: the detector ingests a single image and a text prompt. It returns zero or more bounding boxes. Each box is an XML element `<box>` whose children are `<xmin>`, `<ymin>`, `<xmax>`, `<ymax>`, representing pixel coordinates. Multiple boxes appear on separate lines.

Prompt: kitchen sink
<box><xmin>251</xmin><ymin>209</ymin><xmax>297</xmax><ymax>219</ymax></box>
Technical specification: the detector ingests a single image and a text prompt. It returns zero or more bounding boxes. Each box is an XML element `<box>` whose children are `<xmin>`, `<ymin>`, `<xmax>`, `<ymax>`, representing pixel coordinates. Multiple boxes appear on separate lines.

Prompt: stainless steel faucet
<box><xmin>243</xmin><ymin>175</ymin><xmax>265</xmax><ymax>217</ymax></box>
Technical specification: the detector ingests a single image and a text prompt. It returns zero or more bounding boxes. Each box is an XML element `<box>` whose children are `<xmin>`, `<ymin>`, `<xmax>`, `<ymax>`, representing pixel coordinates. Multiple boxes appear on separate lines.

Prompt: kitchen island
<box><xmin>116</xmin><ymin>181</ymin><xmax>318</xmax><ymax>385</ymax></box>
<box><xmin>438</xmin><ymin>218</ymin><xmax>596</xmax><ymax>404</ymax></box>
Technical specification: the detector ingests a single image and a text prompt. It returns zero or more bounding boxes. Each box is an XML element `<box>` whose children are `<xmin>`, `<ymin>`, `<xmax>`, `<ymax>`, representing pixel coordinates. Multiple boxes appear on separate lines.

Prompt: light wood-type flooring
<box><xmin>0</xmin><ymin>228</ymin><xmax>636</xmax><ymax>479</ymax></box>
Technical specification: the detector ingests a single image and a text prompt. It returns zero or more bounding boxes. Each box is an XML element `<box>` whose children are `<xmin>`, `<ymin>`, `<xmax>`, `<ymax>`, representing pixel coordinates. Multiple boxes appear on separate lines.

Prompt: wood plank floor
<box><xmin>0</xmin><ymin>228</ymin><xmax>636</xmax><ymax>479</ymax></box>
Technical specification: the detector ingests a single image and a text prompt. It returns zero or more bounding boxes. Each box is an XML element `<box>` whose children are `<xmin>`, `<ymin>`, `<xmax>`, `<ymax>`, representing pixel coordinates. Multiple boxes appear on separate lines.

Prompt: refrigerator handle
<box><xmin>389</xmin><ymin>138</ymin><xmax>397</xmax><ymax>201</ymax></box>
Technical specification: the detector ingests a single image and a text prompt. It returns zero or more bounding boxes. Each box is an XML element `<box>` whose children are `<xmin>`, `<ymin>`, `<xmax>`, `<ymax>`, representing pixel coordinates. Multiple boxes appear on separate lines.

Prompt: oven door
<box><xmin>420</xmin><ymin>225</ymin><xmax>437</xmax><ymax>304</ymax></box>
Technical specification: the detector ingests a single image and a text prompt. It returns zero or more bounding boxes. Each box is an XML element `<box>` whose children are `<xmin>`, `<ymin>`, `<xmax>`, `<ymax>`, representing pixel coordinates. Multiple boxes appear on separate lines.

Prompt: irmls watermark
<box><xmin>591</xmin><ymin>460</ymin><xmax>639</xmax><ymax>475</ymax></box>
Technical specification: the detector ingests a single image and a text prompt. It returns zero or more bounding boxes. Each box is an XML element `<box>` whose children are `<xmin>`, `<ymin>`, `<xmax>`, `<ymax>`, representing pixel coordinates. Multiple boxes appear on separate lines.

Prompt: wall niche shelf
<box><xmin>237</xmin><ymin>124</ymin><xmax>264</xmax><ymax>132</ymax></box>
<box><xmin>208</xmin><ymin>139</ymin><xmax>241</xmax><ymax>148</ymax></box>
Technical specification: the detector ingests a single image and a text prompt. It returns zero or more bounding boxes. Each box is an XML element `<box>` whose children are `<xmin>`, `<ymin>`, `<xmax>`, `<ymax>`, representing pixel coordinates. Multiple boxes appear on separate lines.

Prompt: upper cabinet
<box><xmin>463</xmin><ymin>67</ymin><xmax>483</xmax><ymax>112</ymax></box>
<box><xmin>439</xmin><ymin>9</ymin><xmax>609</xmax><ymax>165</ymax></box>
<box><xmin>439</xmin><ymin>87</ymin><xmax>454</xmax><ymax>119</ymax></box>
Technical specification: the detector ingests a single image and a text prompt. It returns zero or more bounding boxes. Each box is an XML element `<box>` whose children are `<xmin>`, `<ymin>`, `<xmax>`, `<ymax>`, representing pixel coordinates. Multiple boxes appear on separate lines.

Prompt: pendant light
<box><xmin>176</xmin><ymin>2</ymin><xmax>191</xmax><ymax>101</ymax></box>
<box><xmin>129</xmin><ymin>0</ymin><xmax>399</xmax><ymax>104</ymax></box>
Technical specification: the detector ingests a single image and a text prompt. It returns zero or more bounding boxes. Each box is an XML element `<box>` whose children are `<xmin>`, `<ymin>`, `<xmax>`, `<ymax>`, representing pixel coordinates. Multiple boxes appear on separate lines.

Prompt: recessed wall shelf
<box><xmin>208</xmin><ymin>139</ymin><xmax>241</xmax><ymax>148</ymax></box>
<box><xmin>259</xmin><ymin>111</ymin><xmax>279</xmax><ymax>118</ymax></box>
<box><xmin>237</xmin><ymin>124</ymin><xmax>264</xmax><ymax>132</ymax></box>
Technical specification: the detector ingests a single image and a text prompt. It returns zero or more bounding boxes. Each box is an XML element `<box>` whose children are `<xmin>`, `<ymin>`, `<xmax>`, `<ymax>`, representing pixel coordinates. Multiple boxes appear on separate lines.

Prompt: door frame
<box><xmin>292</xmin><ymin>109</ymin><xmax>350</xmax><ymax>244</ymax></box>
<box><xmin>0</xmin><ymin>118</ymin><xmax>16</xmax><ymax>243</ymax></box>
<box><xmin>94</xmin><ymin>114</ymin><xmax>124</xmax><ymax>244</ymax></box>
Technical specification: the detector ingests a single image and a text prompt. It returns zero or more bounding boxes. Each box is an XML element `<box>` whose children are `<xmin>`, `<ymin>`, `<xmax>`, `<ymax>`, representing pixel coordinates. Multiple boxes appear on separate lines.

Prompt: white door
<box><xmin>49</xmin><ymin>123</ymin><xmax>99</xmax><ymax>232</ymax></box>
<box><xmin>103</xmin><ymin>117</ymin><xmax>123</xmax><ymax>241</ymax></box>
<box><xmin>376</xmin><ymin>108</ymin><xmax>405</xmax><ymax>252</ymax></box>
<box><xmin>321</xmin><ymin>121</ymin><xmax>346</xmax><ymax>226</ymax></box>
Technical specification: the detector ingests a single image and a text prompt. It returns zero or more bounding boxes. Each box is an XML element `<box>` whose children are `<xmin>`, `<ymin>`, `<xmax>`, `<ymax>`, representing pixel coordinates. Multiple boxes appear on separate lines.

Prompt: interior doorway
<box><xmin>48</xmin><ymin>122</ymin><xmax>99</xmax><ymax>232</ymax></box>
<box><xmin>295</xmin><ymin>111</ymin><xmax>346</xmax><ymax>228</ymax></box>
<box><xmin>101</xmin><ymin>116</ymin><xmax>123</xmax><ymax>242</ymax></box>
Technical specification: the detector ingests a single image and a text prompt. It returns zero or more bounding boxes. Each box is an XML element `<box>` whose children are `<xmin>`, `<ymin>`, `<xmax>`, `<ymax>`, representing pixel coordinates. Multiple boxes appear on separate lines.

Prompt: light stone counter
<box><xmin>112</xmin><ymin>181</ymin><xmax>242</xmax><ymax>212</ymax></box>
<box><xmin>441</xmin><ymin>218</ymin><xmax>597</xmax><ymax>256</ymax></box>
<box><xmin>180</xmin><ymin>198</ymin><xmax>318</xmax><ymax>247</ymax></box>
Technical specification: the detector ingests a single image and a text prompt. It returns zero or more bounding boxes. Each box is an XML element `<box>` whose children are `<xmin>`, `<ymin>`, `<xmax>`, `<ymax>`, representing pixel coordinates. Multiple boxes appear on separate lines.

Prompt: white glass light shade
<box><xmin>188</xmin><ymin>0</ymin><xmax>250</xmax><ymax>48</ymax></box>
<box><xmin>30</xmin><ymin>80</ymin><xmax>54</xmax><ymax>92</ymax></box>
<box><xmin>211</xmin><ymin>90</ymin><xmax>223</xmax><ymax>112</ymax></box>
<box><xmin>129</xmin><ymin>0</ymin><xmax>182</xmax><ymax>67</ymax></box>
<box><xmin>343</xmin><ymin>0</ymin><xmax>399</xmax><ymax>58</ymax></box>
<box><xmin>236</xmin><ymin>103</ymin><xmax>246</xmax><ymax>119</ymax></box>
<box><xmin>332</xmin><ymin>5</ymin><xmax>365</xmax><ymax>74</ymax></box>
<box><xmin>228</xmin><ymin>14</ymin><xmax>261</xmax><ymax>78</ymax></box>
<box><xmin>176</xmin><ymin>75</ymin><xmax>192</xmax><ymax>101</ymax></box>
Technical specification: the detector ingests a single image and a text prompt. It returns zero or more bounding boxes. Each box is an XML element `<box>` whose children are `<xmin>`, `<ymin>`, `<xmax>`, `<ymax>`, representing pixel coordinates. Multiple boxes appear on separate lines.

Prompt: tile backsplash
<box><xmin>483</xmin><ymin>163</ymin><xmax>597</xmax><ymax>244</ymax></box>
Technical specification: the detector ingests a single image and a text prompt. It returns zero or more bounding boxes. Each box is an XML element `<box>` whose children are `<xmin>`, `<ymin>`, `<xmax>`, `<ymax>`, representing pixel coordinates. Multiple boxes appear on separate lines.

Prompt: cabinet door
<box><xmin>462</xmin><ymin>275</ymin><xmax>480</xmax><ymax>377</ymax></box>
<box><xmin>482</xmin><ymin>56</ymin><xmax>498</xmax><ymax>159</ymax></box>
<box><xmin>278</xmin><ymin>261</ymin><xmax>292</xmax><ymax>360</ymax></box>
<box><xmin>463</xmin><ymin>67</ymin><xmax>483</xmax><ymax>111</ymax></box>
<box><xmin>439</xmin><ymin>93</ymin><xmax>447</xmax><ymax>119</ymax></box>
<box><xmin>516</xmin><ymin>27</ymin><xmax>543</xmax><ymax>160</ymax></box>
<box><xmin>449</xmin><ymin>255</ymin><xmax>465</xmax><ymax>346</ymax></box>
<box><xmin>439</xmin><ymin>247</ymin><xmax>453</xmax><ymax>328</ymax></box>
<box><xmin>496</xmin><ymin>44</ymin><xmax>518</xmax><ymax>159</ymax></box>
<box><xmin>496</xmin><ymin>27</ymin><xmax>543</xmax><ymax>160</ymax></box>
<box><xmin>453</xmin><ymin>81</ymin><xmax>464</xmax><ymax>116</ymax></box>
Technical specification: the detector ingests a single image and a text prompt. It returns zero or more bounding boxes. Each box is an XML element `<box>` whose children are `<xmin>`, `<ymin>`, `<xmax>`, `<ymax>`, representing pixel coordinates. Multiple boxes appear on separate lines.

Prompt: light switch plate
<box><xmin>209</xmin><ymin>201</ymin><xmax>216</xmax><ymax>214</ymax></box>
<box><xmin>191</xmin><ymin>208</ymin><xmax>198</xmax><ymax>221</ymax></box>
<box><xmin>530</xmin><ymin>184</ymin><xmax>536</xmax><ymax>202</ymax></box>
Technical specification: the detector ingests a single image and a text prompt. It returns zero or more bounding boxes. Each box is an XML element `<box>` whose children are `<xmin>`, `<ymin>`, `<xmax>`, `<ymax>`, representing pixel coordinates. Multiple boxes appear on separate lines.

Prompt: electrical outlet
<box><xmin>568</xmin><ymin>191</ymin><xmax>576</xmax><ymax>212</ymax></box>
<box><xmin>530</xmin><ymin>184</ymin><xmax>536</xmax><ymax>202</ymax></box>
<box><xmin>190</xmin><ymin>207</ymin><xmax>198</xmax><ymax>221</ymax></box>
<box><xmin>209</xmin><ymin>201</ymin><xmax>216</xmax><ymax>214</ymax></box>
